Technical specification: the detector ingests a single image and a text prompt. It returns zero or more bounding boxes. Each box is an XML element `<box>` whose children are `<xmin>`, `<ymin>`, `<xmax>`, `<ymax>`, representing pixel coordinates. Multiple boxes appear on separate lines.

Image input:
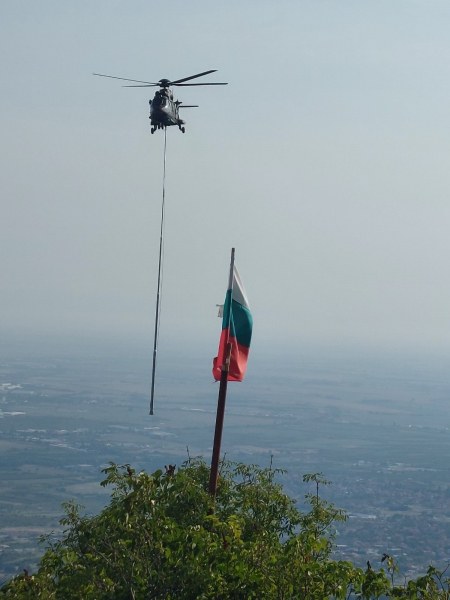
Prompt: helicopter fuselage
<box><xmin>149</xmin><ymin>90</ymin><xmax>184</xmax><ymax>133</ymax></box>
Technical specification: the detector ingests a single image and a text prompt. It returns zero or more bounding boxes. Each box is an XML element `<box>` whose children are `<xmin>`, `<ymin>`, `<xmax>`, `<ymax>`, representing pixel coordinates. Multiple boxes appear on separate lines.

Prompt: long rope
<box><xmin>150</xmin><ymin>127</ymin><xmax>167</xmax><ymax>415</ymax></box>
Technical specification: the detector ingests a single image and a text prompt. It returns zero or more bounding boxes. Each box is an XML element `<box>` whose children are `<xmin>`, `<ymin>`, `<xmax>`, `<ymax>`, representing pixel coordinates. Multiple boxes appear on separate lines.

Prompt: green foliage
<box><xmin>1</xmin><ymin>460</ymin><xmax>449</xmax><ymax>599</ymax></box>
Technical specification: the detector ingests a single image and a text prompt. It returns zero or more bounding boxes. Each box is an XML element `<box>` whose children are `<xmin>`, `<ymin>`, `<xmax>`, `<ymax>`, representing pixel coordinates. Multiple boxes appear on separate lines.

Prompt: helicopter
<box><xmin>93</xmin><ymin>69</ymin><xmax>228</xmax><ymax>133</ymax></box>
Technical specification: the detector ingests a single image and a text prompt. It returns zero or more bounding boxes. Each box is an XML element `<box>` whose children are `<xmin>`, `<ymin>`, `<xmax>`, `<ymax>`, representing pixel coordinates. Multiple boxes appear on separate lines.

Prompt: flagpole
<box><xmin>209</xmin><ymin>248</ymin><xmax>235</xmax><ymax>497</ymax></box>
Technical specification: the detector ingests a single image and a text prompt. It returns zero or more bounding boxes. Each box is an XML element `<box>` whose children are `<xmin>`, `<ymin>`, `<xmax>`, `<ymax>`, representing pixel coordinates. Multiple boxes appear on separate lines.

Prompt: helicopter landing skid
<box><xmin>149</xmin><ymin>122</ymin><xmax>185</xmax><ymax>134</ymax></box>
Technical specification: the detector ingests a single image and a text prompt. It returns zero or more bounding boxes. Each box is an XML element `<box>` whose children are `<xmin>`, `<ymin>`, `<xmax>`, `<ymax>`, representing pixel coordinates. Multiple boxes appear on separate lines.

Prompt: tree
<box><xmin>1</xmin><ymin>459</ymin><xmax>449</xmax><ymax>599</ymax></box>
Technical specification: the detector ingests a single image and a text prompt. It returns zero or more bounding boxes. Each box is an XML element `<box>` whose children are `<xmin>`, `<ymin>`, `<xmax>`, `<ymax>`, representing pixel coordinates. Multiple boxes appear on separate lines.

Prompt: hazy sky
<box><xmin>2</xmin><ymin>1</ymin><xmax>450</xmax><ymax>356</ymax></box>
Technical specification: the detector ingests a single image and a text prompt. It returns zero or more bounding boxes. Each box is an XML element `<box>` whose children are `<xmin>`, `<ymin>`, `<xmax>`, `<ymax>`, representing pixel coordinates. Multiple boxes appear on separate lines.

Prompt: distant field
<box><xmin>1</xmin><ymin>337</ymin><xmax>450</xmax><ymax>582</ymax></box>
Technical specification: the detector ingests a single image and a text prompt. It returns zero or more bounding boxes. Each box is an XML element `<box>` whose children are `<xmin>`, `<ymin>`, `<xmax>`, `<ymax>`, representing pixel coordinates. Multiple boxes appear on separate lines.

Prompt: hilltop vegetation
<box><xmin>1</xmin><ymin>460</ymin><xmax>449</xmax><ymax>599</ymax></box>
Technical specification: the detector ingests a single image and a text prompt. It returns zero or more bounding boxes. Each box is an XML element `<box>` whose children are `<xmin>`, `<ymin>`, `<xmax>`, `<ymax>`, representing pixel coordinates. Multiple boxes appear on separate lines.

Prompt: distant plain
<box><xmin>1</xmin><ymin>335</ymin><xmax>450</xmax><ymax>582</ymax></box>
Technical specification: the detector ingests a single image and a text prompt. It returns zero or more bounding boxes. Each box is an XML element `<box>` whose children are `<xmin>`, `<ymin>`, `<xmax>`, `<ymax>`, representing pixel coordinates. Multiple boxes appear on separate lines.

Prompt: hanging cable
<box><xmin>150</xmin><ymin>127</ymin><xmax>167</xmax><ymax>415</ymax></box>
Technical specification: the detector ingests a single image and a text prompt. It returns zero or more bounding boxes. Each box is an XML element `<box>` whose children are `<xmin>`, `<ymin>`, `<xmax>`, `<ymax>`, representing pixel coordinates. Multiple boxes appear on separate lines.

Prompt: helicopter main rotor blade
<box><xmin>169</xmin><ymin>69</ymin><xmax>218</xmax><ymax>85</ymax></box>
<box><xmin>179</xmin><ymin>105</ymin><xmax>199</xmax><ymax>108</ymax></box>
<box><xmin>93</xmin><ymin>73</ymin><xmax>158</xmax><ymax>85</ymax></box>
<box><xmin>175</xmin><ymin>82</ymin><xmax>228</xmax><ymax>86</ymax></box>
<box><xmin>122</xmin><ymin>84</ymin><xmax>157</xmax><ymax>87</ymax></box>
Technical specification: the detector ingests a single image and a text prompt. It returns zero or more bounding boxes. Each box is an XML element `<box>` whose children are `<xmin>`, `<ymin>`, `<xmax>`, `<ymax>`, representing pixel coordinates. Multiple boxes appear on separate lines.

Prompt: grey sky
<box><xmin>2</xmin><ymin>1</ymin><xmax>450</xmax><ymax>355</ymax></box>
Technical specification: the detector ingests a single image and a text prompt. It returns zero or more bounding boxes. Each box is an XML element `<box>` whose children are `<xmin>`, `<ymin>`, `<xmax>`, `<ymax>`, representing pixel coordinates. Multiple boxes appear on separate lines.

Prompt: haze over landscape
<box><xmin>2</xmin><ymin>0</ymin><xmax>450</xmax><ymax>587</ymax></box>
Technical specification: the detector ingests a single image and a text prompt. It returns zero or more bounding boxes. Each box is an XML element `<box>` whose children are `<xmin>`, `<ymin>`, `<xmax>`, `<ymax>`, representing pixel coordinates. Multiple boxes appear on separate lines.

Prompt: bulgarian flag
<box><xmin>212</xmin><ymin>259</ymin><xmax>253</xmax><ymax>382</ymax></box>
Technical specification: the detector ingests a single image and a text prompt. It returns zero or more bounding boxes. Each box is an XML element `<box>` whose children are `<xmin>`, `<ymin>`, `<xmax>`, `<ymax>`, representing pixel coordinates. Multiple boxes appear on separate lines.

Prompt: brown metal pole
<box><xmin>208</xmin><ymin>342</ymin><xmax>232</xmax><ymax>497</ymax></box>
